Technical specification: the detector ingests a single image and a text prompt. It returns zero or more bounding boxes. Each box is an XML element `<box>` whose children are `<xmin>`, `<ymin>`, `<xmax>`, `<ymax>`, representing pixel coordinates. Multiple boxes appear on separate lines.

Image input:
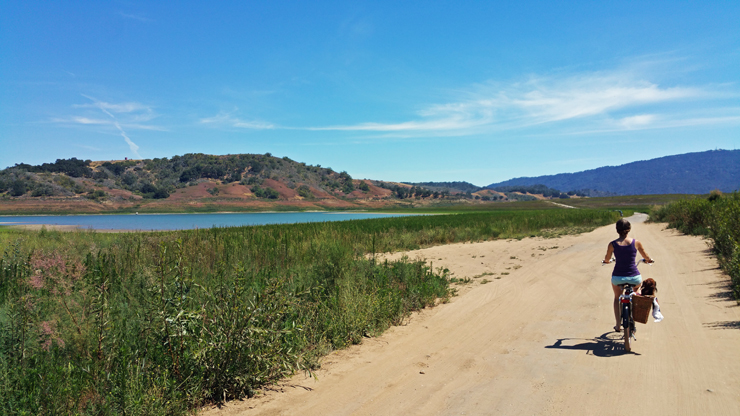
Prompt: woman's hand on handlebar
<box><xmin>639</xmin><ymin>258</ymin><xmax>655</xmax><ymax>264</ymax></box>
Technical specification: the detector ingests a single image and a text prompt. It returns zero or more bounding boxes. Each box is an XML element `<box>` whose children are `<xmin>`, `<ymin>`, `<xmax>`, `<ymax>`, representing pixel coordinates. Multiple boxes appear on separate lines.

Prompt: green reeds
<box><xmin>0</xmin><ymin>209</ymin><xmax>618</xmax><ymax>415</ymax></box>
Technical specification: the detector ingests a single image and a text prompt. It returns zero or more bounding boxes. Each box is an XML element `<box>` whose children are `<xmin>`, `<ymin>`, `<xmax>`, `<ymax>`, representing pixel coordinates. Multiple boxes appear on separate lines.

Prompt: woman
<box><xmin>603</xmin><ymin>218</ymin><xmax>653</xmax><ymax>332</ymax></box>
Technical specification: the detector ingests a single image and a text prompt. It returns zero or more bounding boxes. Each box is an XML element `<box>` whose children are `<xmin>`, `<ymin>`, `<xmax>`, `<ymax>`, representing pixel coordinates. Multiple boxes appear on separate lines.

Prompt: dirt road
<box><xmin>205</xmin><ymin>215</ymin><xmax>740</xmax><ymax>416</ymax></box>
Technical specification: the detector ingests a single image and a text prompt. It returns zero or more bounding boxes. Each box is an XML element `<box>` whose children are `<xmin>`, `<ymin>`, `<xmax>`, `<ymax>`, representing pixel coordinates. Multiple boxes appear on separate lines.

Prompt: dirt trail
<box><xmin>205</xmin><ymin>215</ymin><xmax>740</xmax><ymax>416</ymax></box>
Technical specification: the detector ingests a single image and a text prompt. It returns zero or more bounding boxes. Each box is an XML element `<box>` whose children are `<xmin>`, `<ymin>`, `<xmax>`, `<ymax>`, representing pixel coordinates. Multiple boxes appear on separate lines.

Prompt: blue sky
<box><xmin>2</xmin><ymin>1</ymin><xmax>739</xmax><ymax>185</ymax></box>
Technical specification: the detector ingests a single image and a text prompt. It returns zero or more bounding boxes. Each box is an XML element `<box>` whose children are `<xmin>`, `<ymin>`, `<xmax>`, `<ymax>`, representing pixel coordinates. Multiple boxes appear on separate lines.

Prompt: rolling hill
<box><xmin>0</xmin><ymin>153</ymin><xmax>493</xmax><ymax>213</ymax></box>
<box><xmin>487</xmin><ymin>149</ymin><xmax>739</xmax><ymax>195</ymax></box>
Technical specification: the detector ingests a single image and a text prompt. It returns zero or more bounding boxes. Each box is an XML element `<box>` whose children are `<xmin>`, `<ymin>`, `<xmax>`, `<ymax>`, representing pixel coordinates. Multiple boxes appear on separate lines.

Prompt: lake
<box><xmin>0</xmin><ymin>212</ymin><xmax>415</xmax><ymax>231</ymax></box>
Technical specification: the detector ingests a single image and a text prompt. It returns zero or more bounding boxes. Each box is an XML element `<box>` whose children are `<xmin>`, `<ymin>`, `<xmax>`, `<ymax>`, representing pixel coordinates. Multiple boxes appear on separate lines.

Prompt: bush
<box><xmin>653</xmin><ymin>192</ymin><xmax>740</xmax><ymax>299</ymax></box>
<box><xmin>297</xmin><ymin>185</ymin><xmax>313</xmax><ymax>199</ymax></box>
<box><xmin>31</xmin><ymin>184</ymin><xmax>55</xmax><ymax>197</ymax></box>
<box><xmin>251</xmin><ymin>186</ymin><xmax>279</xmax><ymax>199</ymax></box>
<box><xmin>85</xmin><ymin>190</ymin><xmax>107</xmax><ymax>200</ymax></box>
<box><xmin>153</xmin><ymin>188</ymin><xmax>170</xmax><ymax>199</ymax></box>
<box><xmin>10</xmin><ymin>180</ymin><xmax>27</xmax><ymax>196</ymax></box>
<box><xmin>122</xmin><ymin>173</ymin><xmax>137</xmax><ymax>187</ymax></box>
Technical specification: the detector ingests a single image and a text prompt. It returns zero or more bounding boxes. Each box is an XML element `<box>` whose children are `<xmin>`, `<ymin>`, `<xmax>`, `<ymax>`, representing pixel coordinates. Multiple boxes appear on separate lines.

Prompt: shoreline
<box><xmin>2</xmin><ymin>224</ymin><xmax>159</xmax><ymax>233</ymax></box>
<box><xmin>0</xmin><ymin>209</ymin><xmax>425</xmax><ymax>218</ymax></box>
<box><xmin>0</xmin><ymin>211</ymin><xmax>420</xmax><ymax>233</ymax></box>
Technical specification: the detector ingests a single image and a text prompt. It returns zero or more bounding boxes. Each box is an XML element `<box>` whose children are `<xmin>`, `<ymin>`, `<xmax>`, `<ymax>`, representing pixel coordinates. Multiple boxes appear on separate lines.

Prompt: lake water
<box><xmin>0</xmin><ymin>212</ymin><xmax>415</xmax><ymax>231</ymax></box>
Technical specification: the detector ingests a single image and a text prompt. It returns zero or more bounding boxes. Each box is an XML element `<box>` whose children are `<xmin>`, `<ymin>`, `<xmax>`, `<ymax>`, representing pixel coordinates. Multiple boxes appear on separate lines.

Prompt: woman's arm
<box><xmin>636</xmin><ymin>240</ymin><xmax>653</xmax><ymax>263</ymax></box>
<box><xmin>603</xmin><ymin>242</ymin><xmax>614</xmax><ymax>263</ymax></box>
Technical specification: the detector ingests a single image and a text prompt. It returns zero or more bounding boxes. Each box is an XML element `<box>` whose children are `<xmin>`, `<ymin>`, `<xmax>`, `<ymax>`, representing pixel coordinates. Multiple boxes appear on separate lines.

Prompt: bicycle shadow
<box><xmin>545</xmin><ymin>332</ymin><xmax>641</xmax><ymax>357</ymax></box>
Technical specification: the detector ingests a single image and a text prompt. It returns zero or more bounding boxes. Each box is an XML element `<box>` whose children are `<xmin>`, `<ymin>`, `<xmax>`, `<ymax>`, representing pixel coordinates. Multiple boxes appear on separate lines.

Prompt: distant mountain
<box><xmin>487</xmin><ymin>150</ymin><xmax>740</xmax><ymax>195</ymax></box>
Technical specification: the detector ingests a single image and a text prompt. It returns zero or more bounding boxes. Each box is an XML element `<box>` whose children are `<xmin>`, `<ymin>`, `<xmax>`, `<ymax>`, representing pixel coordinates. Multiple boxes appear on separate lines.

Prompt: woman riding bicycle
<box><xmin>603</xmin><ymin>219</ymin><xmax>654</xmax><ymax>332</ymax></box>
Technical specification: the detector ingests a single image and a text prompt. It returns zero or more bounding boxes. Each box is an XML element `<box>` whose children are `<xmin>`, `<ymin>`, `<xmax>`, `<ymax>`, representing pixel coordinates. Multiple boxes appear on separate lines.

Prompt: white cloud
<box><xmin>308</xmin><ymin>65</ymin><xmax>731</xmax><ymax>135</ymax></box>
<box><xmin>200</xmin><ymin>111</ymin><xmax>275</xmax><ymax>129</ymax></box>
<box><xmin>71</xmin><ymin>117</ymin><xmax>111</xmax><ymax>125</ymax></box>
<box><xmin>619</xmin><ymin>114</ymin><xmax>657</xmax><ymax>129</ymax></box>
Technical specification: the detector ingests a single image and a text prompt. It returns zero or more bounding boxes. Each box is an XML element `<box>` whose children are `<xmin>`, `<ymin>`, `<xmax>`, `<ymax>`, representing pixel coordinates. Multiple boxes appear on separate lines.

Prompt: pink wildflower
<box><xmin>39</xmin><ymin>320</ymin><xmax>65</xmax><ymax>351</ymax></box>
<box><xmin>27</xmin><ymin>250</ymin><xmax>85</xmax><ymax>295</ymax></box>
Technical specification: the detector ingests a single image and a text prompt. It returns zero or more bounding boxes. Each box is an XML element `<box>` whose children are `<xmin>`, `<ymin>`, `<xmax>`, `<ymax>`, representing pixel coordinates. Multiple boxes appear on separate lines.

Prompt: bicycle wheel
<box><xmin>622</xmin><ymin>304</ymin><xmax>631</xmax><ymax>352</ymax></box>
<box><xmin>624</xmin><ymin>326</ymin><xmax>631</xmax><ymax>352</ymax></box>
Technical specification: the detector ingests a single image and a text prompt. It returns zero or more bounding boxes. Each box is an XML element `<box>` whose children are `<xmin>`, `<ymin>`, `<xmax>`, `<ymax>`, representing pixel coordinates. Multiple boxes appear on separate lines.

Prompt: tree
<box><xmin>153</xmin><ymin>188</ymin><xmax>170</xmax><ymax>199</ymax></box>
<box><xmin>122</xmin><ymin>173</ymin><xmax>137</xmax><ymax>186</ymax></box>
<box><xmin>297</xmin><ymin>185</ymin><xmax>313</xmax><ymax>198</ymax></box>
<box><xmin>10</xmin><ymin>180</ymin><xmax>27</xmax><ymax>196</ymax></box>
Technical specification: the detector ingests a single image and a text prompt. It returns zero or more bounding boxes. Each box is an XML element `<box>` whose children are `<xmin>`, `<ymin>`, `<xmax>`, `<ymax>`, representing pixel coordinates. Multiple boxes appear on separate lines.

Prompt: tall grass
<box><xmin>0</xmin><ymin>209</ymin><xmax>618</xmax><ymax>415</ymax></box>
<box><xmin>652</xmin><ymin>191</ymin><xmax>740</xmax><ymax>300</ymax></box>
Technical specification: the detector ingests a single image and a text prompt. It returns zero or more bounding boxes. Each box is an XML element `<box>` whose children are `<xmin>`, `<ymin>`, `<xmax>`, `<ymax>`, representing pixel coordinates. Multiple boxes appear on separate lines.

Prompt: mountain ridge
<box><xmin>487</xmin><ymin>149</ymin><xmax>739</xmax><ymax>195</ymax></box>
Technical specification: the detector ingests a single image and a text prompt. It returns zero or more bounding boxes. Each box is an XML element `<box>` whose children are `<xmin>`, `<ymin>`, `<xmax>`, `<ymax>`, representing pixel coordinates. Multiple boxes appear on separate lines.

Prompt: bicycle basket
<box><xmin>632</xmin><ymin>295</ymin><xmax>654</xmax><ymax>324</ymax></box>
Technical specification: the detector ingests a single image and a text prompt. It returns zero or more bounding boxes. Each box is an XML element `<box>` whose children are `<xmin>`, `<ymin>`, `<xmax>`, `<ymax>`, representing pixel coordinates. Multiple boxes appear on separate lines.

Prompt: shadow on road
<box><xmin>545</xmin><ymin>332</ymin><xmax>641</xmax><ymax>357</ymax></box>
<box><xmin>704</xmin><ymin>321</ymin><xmax>740</xmax><ymax>330</ymax></box>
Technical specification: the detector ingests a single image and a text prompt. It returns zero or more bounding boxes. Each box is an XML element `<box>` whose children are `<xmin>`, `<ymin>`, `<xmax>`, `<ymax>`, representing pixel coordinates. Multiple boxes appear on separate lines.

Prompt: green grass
<box><xmin>0</xmin><ymin>208</ymin><xmax>619</xmax><ymax>415</ymax></box>
<box><xmin>562</xmin><ymin>194</ymin><xmax>697</xmax><ymax>213</ymax></box>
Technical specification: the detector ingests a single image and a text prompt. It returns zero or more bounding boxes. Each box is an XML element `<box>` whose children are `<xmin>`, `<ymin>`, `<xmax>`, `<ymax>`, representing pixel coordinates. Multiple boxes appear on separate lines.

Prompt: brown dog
<box><xmin>641</xmin><ymin>278</ymin><xmax>657</xmax><ymax>296</ymax></box>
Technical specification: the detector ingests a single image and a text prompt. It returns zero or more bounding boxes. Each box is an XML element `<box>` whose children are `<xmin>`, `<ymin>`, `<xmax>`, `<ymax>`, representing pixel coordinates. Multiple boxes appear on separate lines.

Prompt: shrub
<box><xmin>10</xmin><ymin>180</ymin><xmax>27</xmax><ymax>196</ymax></box>
<box><xmin>653</xmin><ymin>192</ymin><xmax>740</xmax><ymax>299</ymax></box>
<box><xmin>251</xmin><ymin>186</ymin><xmax>279</xmax><ymax>199</ymax></box>
<box><xmin>297</xmin><ymin>185</ymin><xmax>313</xmax><ymax>199</ymax></box>
<box><xmin>31</xmin><ymin>184</ymin><xmax>55</xmax><ymax>197</ymax></box>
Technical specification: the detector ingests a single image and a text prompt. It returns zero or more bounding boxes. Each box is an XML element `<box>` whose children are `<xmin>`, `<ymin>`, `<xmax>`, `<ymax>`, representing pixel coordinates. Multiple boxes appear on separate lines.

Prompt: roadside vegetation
<box><xmin>0</xmin><ymin>209</ymin><xmax>619</xmax><ymax>414</ymax></box>
<box><xmin>564</xmin><ymin>193</ymin><xmax>697</xmax><ymax>213</ymax></box>
<box><xmin>652</xmin><ymin>191</ymin><xmax>740</xmax><ymax>300</ymax></box>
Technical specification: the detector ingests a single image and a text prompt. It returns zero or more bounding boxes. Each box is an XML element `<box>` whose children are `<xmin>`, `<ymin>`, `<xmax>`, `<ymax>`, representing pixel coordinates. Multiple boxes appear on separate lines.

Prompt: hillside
<box><xmin>403</xmin><ymin>181</ymin><xmax>482</xmax><ymax>194</ymax></box>
<box><xmin>0</xmin><ymin>153</ymin><xmax>504</xmax><ymax>213</ymax></box>
<box><xmin>487</xmin><ymin>149</ymin><xmax>740</xmax><ymax>195</ymax></box>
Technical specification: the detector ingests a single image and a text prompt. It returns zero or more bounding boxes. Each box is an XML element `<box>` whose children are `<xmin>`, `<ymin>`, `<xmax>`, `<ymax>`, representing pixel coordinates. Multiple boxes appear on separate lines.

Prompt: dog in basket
<box><xmin>640</xmin><ymin>278</ymin><xmax>663</xmax><ymax>322</ymax></box>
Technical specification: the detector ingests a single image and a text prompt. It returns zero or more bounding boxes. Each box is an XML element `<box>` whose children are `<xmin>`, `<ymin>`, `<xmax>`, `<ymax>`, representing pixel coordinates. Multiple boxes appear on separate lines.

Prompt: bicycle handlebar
<box><xmin>601</xmin><ymin>258</ymin><xmax>655</xmax><ymax>265</ymax></box>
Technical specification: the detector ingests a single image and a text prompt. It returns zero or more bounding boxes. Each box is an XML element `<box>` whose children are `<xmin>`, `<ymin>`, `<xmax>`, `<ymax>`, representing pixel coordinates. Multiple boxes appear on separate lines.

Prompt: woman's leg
<box><xmin>612</xmin><ymin>283</ymin><xmax>623</xmax><ymax>331</ymax></box>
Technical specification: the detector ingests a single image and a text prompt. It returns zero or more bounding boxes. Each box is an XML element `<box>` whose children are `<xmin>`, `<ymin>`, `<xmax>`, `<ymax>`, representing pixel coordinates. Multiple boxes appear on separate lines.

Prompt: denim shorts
<box><xmin>612</xmin><ymin>274</ymin><xmax>642</xmax><ymax>286</ymax></box>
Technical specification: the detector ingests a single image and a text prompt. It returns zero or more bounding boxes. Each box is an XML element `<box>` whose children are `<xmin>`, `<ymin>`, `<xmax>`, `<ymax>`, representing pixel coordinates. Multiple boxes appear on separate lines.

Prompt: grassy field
<box><xmin>562</xmin><ymin>193</ymin><xmax>699</xmax><ymax>212</ymax></box>
<box><xmin>0</xmin><ymin>208</ymin><xmax>619</xmax><ymax>415</ymax></box>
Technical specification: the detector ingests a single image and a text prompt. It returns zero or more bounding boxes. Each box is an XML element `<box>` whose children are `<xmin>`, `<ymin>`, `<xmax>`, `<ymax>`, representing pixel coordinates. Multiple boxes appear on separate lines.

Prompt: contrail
<box><xmin>84</xmin><ymin>95</ymin><xmax>143</xmax><ymax>158</ymax></box>
<box><xmin>113</xmin><ymin>122</ymin><xmax>140</xmax><ymax>157</ymax></box>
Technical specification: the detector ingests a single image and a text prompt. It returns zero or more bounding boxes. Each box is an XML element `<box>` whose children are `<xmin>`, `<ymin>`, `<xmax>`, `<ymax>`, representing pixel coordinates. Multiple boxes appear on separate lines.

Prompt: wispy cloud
<box><xmin>308</xmin><ymin>64</ymin><xmax>737</xmax><ymax>135</ymax></box>
<box><xmin>52</xmin><ymin>95</ymin><xmax>163</xmax><ymax>158</ymax></box>
<box><xmin>52</xmin><ymin>116</ymin><xmax>167</xmax><ymax>132</ymax></box>
<box><xmin>618</xmin><ymin>114</ymin><xmax>657</xmax><ymax>129</ymax></box>
<box><xmin>118</xmin><ymin>12</ymin><xmax>153</xmax><ymax>23</ymax></box>
<box><xmin>200</xmin><ymin>111</ymin><xmax>275</xmax><ymax>129</ymax></box>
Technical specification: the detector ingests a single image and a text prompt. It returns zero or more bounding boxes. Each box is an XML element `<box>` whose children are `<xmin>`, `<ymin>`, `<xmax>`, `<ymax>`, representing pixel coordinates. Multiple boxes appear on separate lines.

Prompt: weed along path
<box><xmin>204</xmin><ymin>214</ymin><xmax>740</xmax><ymax>416</ymax></box>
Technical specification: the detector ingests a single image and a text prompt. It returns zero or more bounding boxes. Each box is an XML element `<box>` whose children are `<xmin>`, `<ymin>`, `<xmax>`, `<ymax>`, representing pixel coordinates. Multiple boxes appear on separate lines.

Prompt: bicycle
<box><xmin>603</xmin><ymin>258</ymin><xmax>653</xmax><ymax>352</ymax></box>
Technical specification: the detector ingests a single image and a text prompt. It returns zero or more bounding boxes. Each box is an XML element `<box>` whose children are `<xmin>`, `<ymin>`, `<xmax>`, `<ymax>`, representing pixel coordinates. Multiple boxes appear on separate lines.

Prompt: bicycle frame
<box><xmin>619</xmin><ymin>284</ymin><xmax>637</xmax><ymax>351</ymax></box>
